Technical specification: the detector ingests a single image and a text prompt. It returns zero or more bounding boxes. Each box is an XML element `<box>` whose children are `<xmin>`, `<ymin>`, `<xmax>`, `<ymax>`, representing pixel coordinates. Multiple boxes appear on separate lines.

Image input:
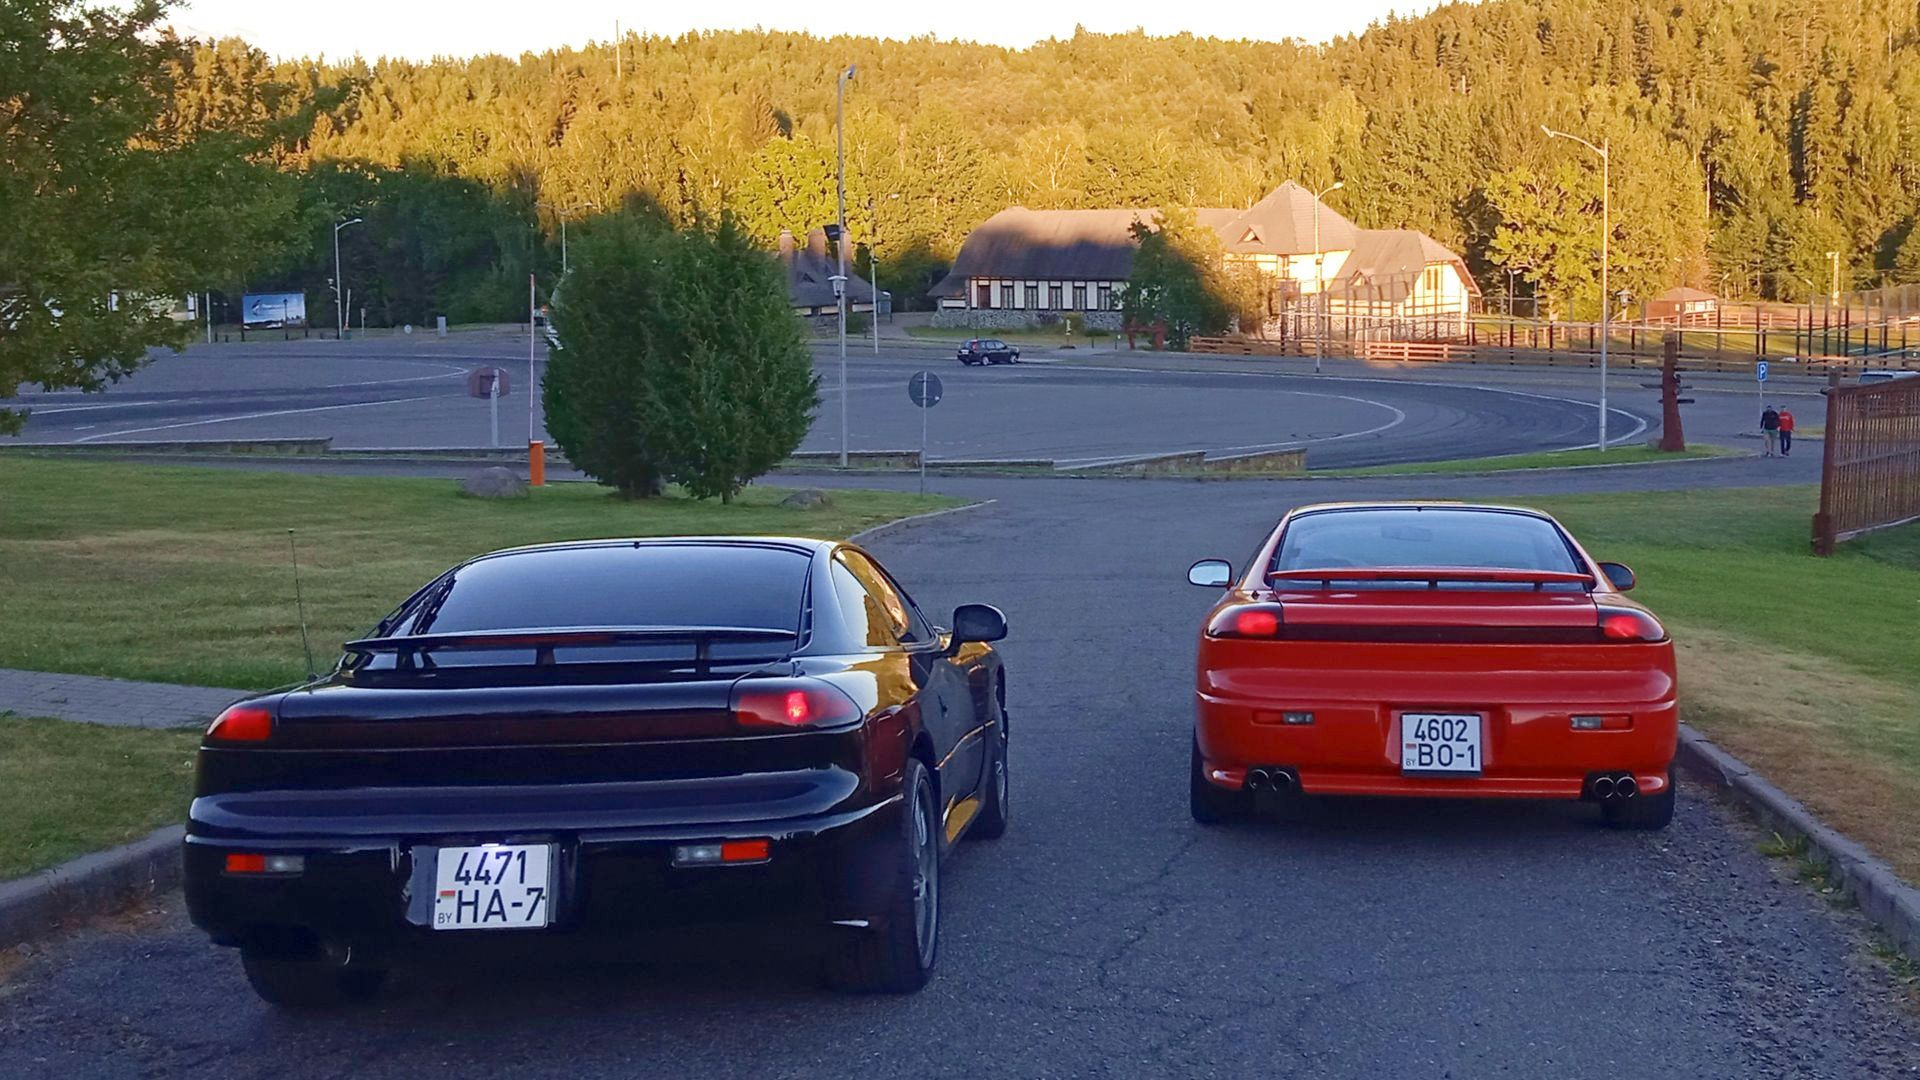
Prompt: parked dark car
<box><xmin>185</xmin><ymin>538</ymin><xmax>1010</xmax><ymax>1006</ymax></box>
<box><xmin>957</xmin><ymin>338</ymin><xmax>1020</xmax><ymax>365</ymax></box>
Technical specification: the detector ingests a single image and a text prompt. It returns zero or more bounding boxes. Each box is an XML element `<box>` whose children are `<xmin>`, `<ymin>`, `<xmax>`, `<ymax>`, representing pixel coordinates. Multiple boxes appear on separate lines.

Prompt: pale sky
<box><xmin>160</xmin><ymin>0</ymin><xmax>1437</xmax><ymax>62</ymax></box>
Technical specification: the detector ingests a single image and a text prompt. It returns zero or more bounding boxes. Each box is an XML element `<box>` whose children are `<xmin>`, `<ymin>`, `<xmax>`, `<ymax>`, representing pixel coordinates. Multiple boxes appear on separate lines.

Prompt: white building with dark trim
<box><xmin>928</xmin><ymin>182</ymin><xmax>1479</xmax><ymax>339</ymax></box>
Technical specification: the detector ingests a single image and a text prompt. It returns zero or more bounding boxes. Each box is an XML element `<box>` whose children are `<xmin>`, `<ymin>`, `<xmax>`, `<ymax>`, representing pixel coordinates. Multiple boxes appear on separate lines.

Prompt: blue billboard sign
<box><xmin>241</xmin><ymin>292</ymin><xmax>307</xmax><ymax>329</ymax></box>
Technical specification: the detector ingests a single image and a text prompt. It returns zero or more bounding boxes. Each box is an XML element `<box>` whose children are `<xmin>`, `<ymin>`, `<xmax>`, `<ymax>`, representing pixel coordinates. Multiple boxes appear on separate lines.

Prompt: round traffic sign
<box><xmin>908</xmin><ymin>371</ymin><xmax>944</xmax><ymax>408</ymax></box>
<box><xmin>466</xmin><ymin>367</ymin><xmax>510</xmax><ymax>398</ymax></box>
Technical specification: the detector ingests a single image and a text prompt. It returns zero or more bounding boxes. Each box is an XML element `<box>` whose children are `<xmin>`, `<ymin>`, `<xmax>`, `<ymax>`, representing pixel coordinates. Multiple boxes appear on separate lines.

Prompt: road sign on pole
<box><xmin>908</xmin><ymin>371</ymin><xmax>943</xmax><ymax>408</ymax></box>
<box><xmin>468</xmin><ymin>368</ymin><xmax>511</xmax><ymax>448</ymax></box>
<box><xmin>908</xmin><ymin>371</ymin><xmax>943</xmax><ymax>495</ymax></box>
<box><xmin>1755</xmin><ymin>360</ymin><xmax>1769</xmax><ymax>382</ymax></box>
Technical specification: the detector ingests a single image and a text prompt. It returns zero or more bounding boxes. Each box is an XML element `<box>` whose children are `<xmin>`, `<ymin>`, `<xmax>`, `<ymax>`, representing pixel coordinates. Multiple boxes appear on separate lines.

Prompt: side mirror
<box><xmin>1597</xmin><ymin>562</ymin><xmax>1636</xmax><ymax>591</ymax></box>
<box><xmin>1188</xmin><ymin>559</ymin><xmax>1232</xmax><ymax>588</ymax></box>
<box><xmin>949</xmin><ymin>603</ymin><xmax>1007</xmax><ymax>651</ymax></box>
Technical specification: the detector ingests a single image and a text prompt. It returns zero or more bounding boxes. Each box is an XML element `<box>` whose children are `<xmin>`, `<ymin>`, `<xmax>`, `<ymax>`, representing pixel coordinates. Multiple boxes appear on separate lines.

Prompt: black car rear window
<box><xmin>1271</xmin><ymin>509</ymin><xmax>1582</xmax><ymax>586</ymax></box>
<box><xmin>414</xmin><ymin>544</ymin><xmax>811</xmax><ymax>635</ymax></box>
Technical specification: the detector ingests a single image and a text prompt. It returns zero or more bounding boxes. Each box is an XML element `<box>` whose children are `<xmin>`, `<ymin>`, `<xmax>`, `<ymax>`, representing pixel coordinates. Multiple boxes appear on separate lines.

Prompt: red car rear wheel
<box><xmin>1190</xmin><ymin>738</ymin><xmax>1249</xmax><ymax>824</ymax></box>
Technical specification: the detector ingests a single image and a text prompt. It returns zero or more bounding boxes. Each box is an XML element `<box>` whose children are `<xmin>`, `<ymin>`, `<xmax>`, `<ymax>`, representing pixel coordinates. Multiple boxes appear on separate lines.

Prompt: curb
<box><xmin>1675</xmin><ymin>725</ymin><xmax>1920</xmax><ymax>959</ymax></box>
<box><xmin>0</xmin><ymin>825</ymin><xmax>182</xmax><ymax>951</ymax></box>
<box><xmin>848</xmin><ymin>500</ymin><xmax>996</xmax><ymax>544</ymax></box>
<box><xmin>1311</xmin><ymin>448</ymin><xmax>1755</xmax><ymax>480</ymax></box>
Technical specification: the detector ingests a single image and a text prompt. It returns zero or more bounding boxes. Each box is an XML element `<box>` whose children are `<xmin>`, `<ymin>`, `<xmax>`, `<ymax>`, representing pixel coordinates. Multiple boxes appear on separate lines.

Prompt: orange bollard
<box><xmin>528</xmin><ymin>440</ymin><xmax>546</xmax><ymax>486</ymax></box>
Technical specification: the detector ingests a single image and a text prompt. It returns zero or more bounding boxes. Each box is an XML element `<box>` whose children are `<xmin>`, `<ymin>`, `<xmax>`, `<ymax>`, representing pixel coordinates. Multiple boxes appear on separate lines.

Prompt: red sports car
<box><xmin>1188</xmin><ymin>502</ymin><xmax>1677</xmax><ymax>829</ymax></box>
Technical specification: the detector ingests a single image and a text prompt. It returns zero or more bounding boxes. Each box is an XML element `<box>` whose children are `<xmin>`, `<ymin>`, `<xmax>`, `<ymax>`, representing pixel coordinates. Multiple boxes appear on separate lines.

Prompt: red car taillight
<box><xmin>1597</xmin><ymin>607</ymin><xmax>1666</xmax><ymax>642</ymax></box>
<box><xmin>206</xmin><ymin>704</ymin><xmax>274</xmax><ymax>743</ymax></box>
<box><xmin>1206</xmin><ymin>603</ymin><xmax>1286</xmax><ymax>639</ymax></box>
<box><xmin>731</xmin><ymin>679</ymin><xmax>863</xmax><ymax>730</ymax></box>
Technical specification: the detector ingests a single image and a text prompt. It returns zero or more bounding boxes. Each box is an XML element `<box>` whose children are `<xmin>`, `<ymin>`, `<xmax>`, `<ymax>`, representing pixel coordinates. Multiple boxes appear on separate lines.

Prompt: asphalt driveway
<box><xmin>0</xmin><ymin>476</ymin><xmax>1912</xmax><ymax>1078</ymax></box>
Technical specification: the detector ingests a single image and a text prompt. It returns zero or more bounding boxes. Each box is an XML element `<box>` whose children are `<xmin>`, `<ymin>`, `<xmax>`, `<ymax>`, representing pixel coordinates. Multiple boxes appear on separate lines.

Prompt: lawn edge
<box><xmin>0</xmin><ymin>824</ymin><xmax>182</xmax><ymax>952</ymax></box>
<box><xmin>1676</xmin><ymin>723</ymin><xmax>1920</xmax><ymax>961</ymax></box>
<box><xmin>848</xmin><ymin>499</ymin><xmax>995</xmax><ymax>543</ymax></box>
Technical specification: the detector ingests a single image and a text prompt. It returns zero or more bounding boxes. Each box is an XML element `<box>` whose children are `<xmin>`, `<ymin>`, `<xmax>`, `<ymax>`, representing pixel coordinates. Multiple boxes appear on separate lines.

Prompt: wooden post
<box><xmin>1812</xmin><ymin>371</ymin><xmax>1841</xmax><ymax>555</ymax></box>
<box><xmin>1658</xmin><ymin>333</ymin><xmax>1686</xmax><ymax>452</ymax></box>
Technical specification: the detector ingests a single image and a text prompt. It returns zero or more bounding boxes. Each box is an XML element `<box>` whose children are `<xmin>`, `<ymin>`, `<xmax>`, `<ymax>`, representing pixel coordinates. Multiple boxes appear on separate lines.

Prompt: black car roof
<box><xmin>461</xmin><ymin>536</ymin><xmax>834</xmax><ymax>570</ymax></box>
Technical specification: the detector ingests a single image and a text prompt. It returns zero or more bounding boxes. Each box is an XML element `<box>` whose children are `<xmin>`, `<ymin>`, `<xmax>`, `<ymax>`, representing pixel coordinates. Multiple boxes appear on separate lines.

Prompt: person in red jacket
<box><xmin>1778</xmin><ymin>406</ymin><xmax>1796</xmax><ymax>457</ymax></box>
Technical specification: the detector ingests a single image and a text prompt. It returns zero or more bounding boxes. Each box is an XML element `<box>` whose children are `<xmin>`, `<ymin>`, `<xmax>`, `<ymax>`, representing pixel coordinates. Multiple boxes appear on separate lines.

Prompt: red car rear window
<box><xmin>1272</xmin><ymin>509</ymin><xmax>1583</xmax><ymax>588</ymax></box>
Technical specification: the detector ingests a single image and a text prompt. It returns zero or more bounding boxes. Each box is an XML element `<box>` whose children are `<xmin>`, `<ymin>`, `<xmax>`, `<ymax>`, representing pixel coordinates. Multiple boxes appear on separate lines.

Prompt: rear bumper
<box><xmin>184</xmin><ymin>776</ymin><xmax>902</xmax><ymax>955</ymax></box>
<box><xmin>1196</xmin><ymin>692</ymin><xmax>1678</xmax><ymax>799</ymax></box>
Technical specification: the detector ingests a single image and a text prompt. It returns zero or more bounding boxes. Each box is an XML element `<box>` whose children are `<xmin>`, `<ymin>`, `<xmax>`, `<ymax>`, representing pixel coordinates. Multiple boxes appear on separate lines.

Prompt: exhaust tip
<box><xmin>1617</xmin><ymin>776</ymin><xmax>1638</xmax><ymax>798</ymax></box>
<box><xmin>1593</xmin><ymin>776</ymin><xmax>1616</xmax><ymax>799</ymax></box>
<box><xmin>1270</xmin><ymin>770</ymin><xmax>1296</xmax><ymax>791</ymax></box>
<box><xmin>1246</xmin><ymin>769</ymin><xmax>1270</xmax><ymax>791</ymax></box>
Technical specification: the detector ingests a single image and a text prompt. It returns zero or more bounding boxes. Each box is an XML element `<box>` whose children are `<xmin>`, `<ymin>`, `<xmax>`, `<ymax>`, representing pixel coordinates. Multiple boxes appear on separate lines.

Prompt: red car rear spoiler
<box><xmin>1267</xmin><ymin>567</ymin><xmax>1597</xmax><ymax>590</ymax></box>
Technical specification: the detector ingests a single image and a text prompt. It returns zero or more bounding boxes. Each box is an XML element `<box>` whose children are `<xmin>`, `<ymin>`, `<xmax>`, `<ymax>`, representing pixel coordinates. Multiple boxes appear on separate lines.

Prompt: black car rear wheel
<box><xmin>970</xmin><ymin>700</ymin><xmax>1010</xmax><ymax>841</ymax></box>
<box><xmin>240</xmin><ymin>946</ymin><xmax>387</xmax><ymax>1009</ymax></box>
<box><xmin>1190</xmin><ymin>737</ymin><xmax>1249</xmax><ymax>824</ymax></box>
<box><xmin>825</xmin><ymin>758</ymin><xmax>939</xmax><ymax>993</ymax></box>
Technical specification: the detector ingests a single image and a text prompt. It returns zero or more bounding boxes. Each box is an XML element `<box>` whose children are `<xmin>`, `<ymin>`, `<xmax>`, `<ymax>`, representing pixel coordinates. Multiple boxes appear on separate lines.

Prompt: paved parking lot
<box><xmin>0</xmin><ymin>473</ymin><xmax>1911</xmax><ymax>1078</ymax></box>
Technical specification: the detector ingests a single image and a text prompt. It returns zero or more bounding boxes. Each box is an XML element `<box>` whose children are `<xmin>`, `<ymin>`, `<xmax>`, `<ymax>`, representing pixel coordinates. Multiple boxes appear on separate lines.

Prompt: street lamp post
<box><xmin>870</xmin><ymin>193</ymin><xmax>897</xmax><ymax>355</ymax></box>
<box><xmin>332</xmin><ymin>217</ymin><xmax>362</xmax><ymax>339</ymax></box>
<box><xmin>835</xmin><ymin>64</ymin><xmax>856</xmax><ymax>467</ymax></box>
<box><xmin>1542</xmin><ymin>125</ymin><xmax>1611</xmax><ymax>451</ymax></box>
<box><xmin>539</xmin><ymin>201</ymin><xmax>598</xmax><ymax>277</ymax></box>
<box><xmin>1311</xmin><ymin>181</ymin><xmax>1343</xmax><ymax>375</ymax></box>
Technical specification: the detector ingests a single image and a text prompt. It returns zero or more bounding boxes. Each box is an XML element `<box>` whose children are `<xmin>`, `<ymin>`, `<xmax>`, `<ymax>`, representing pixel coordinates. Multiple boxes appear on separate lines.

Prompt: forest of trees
<box><xmin>161</xmin><ymin>0</ymin><xmax>1920</xmax><ymax>325</ymax></box>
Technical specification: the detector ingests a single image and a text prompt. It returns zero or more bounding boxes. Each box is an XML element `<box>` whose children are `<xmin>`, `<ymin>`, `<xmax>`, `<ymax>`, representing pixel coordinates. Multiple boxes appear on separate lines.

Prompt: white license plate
<box><xmin>432</xmin><ymin>844</ymin><xmax>553</xmax><ymax>931</ymax></box>
<box><xmin>1400</xmin><ymin>713</ymin><xmax>1484</xmax><ymax>776</ymax></box>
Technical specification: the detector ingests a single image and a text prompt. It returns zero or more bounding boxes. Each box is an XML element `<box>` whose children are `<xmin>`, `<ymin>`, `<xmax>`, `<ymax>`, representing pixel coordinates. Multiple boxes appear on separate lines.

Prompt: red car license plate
<box><xmin>1400</xmin><ymin>713</ymin><xmax>1483</xmax><ymax>776</ymax></box>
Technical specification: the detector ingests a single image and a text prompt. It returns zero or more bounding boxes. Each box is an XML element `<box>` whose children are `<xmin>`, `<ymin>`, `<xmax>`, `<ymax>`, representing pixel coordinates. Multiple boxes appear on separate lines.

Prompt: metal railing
<box><xmin>1813</xmin><ymin>375</ymin><xmax>1920</xmax><ymax>555</ymax></box>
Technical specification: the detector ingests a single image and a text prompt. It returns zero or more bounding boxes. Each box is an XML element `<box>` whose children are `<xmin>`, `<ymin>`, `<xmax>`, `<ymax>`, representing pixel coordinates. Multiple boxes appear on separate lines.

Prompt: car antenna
<box><xmin>287</xmin><ymin>529</ymin><xmax>318</xmax><ymax>681</ymax></box>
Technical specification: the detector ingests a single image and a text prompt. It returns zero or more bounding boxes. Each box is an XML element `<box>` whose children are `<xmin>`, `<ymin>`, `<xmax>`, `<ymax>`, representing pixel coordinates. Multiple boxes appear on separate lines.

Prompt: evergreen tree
<box><xmin>544</xmin><ymin>212</ymin><xmax>817</xmax><ymax>501</ymax></box>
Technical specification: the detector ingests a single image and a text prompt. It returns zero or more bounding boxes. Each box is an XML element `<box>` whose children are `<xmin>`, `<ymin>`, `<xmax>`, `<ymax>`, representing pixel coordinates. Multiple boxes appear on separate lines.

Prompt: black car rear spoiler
<box><xmin>342</xmin><ymin>626</ymin><xmax>798</xmax><ymax>668</ymax></box>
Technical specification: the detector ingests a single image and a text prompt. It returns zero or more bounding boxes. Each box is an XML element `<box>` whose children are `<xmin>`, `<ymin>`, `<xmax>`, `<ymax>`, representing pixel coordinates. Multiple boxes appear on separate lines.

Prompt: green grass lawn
<box><xmin>0</xmin><ymin>714</ymin><xmax>200</xmax><ymax>881</ymax></box>
<box><xmin>1529</xmin><ymin>486</ymin><xmax>1920</xmax><ymax>876</ymax></box>
<box><xmin>1319</xmin><ymin>444</ymin><xmax>1739</xmax><ymax>477</ymax></box>
<box><xmin>0</xmin><ymin>458</ymin><xmax>957</xmax><ymax>691</ymax></box>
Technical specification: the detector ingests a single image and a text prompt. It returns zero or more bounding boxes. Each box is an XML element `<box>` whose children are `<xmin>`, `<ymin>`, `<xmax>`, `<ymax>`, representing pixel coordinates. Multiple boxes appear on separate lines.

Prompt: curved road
<box><xmin>6</xmin><ymin>335</ymin><xmax>1660</xmax><ymax>468</ymax></box>
<box><xmin>0</xmin><ymin>473</ymin><xmax>1911</xmax><ymax>1077</ymax></box>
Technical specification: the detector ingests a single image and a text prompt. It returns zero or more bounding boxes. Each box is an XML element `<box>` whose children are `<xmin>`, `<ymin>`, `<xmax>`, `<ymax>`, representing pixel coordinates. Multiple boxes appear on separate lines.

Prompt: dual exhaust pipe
<box><xmin>1245</xmin><ymin>768</ymin><xmax>1296</xmax><ymax>793</ymax></box>
<box><xmin>1592</xmin><ymin>775</ymin><xmax>1639</xmax><ymax>800</ymax></box>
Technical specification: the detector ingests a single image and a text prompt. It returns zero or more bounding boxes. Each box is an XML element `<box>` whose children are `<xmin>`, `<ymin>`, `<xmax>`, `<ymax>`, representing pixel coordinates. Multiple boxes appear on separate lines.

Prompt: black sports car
<box><xmin>957</xmin><ymin>338</ymin><xmax>1020</xmax><ymax>365</ymax></box>
<box><xmin>185</xmin><ymin>537</ymin><xmax>1010</xmax><ymax>1006</ymax></box>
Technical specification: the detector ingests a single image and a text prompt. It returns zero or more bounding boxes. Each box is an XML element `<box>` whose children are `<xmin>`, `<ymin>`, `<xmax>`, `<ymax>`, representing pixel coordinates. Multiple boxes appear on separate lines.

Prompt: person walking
<box><xmin>1778</xmin><ymin>405</ymin><xmax>1796</xmax><ymax>457</ymax></box>
<box><xmin>1760</xmin><ymin>404</ymin><xmax>1780</xmax><ymax>457</ymax></box>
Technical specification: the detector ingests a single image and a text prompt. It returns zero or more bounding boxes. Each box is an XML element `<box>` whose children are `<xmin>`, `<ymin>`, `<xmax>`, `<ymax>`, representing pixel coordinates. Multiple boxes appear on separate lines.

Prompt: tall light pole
<box><xmin>540</xmin><ymin>200</ymin><xmax>598</xmax><ymax>277</ymax></box>
<box><xmin>332</xmin><ymin>217</ymin><xmax>362</xmax><ymax>339</ymax></box>
<box><xmin>870</xmin><ymin>192</ymin><xmax>897</xmax><ymax>355</ymax></box>
<box><xmin>1826</xmin><ymin>250</ymin><xmax>1841</xmax><ymax>303</ymax></box>
<box><xmin>1543</xmin><ymin>125</ymin><xmax>1611</xmax><ymax>451</ymax></box>
<box><xmin>1311</xmin><ymin>181</ymin><xmax>1344</xmax><ymax>374</ymax></box>
<box><xmin>835</xmin><ymin>64</ymin><xmax>856</xmax><ymax>467</ymax></box>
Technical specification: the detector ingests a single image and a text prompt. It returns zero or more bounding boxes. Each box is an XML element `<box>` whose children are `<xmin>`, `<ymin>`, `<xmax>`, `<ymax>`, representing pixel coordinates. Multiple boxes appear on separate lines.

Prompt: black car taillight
<box><xmin>206</xmin><ymin>704</ymin><xmax>274</xmax><ymax>743</ymax></box>
<box><xmin>1596</xmin><ymin>606</ymin><xmax>1666</xmax><ymax>643</ymax></box>
<box><xmin>1206</xmin><ymin>603</ymin><xmax>1286</xmax><ymax>639</ymax></box>
<box><xmin>731</xmin><ymin>678</ymin><xmax>863</xmax><ymax>730</ymax></box>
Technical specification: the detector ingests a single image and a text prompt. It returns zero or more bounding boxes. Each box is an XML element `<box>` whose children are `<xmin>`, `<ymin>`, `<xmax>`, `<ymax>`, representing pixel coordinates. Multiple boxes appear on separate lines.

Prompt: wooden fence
<box><xmin>1813</xmin><ymin>375</ymin><xmax>1920</xmax><ymax>554</ymax></box>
